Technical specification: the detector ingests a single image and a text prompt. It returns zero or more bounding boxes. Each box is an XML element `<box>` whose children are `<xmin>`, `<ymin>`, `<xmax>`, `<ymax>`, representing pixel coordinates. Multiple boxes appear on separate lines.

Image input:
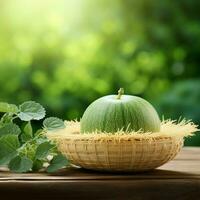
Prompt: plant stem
<box><xmin>116</xmin><ymin>88</ymin><xmax>124</xmax><ymax>99</ymax></box>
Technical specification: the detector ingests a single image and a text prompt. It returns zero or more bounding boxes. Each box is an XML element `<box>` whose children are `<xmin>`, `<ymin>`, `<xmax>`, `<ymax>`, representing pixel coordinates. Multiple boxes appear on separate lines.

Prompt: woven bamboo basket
<box><xmin>47</xmin><ymin>120</ymin><xmax>198</xmax><ymax>172</ymax></box>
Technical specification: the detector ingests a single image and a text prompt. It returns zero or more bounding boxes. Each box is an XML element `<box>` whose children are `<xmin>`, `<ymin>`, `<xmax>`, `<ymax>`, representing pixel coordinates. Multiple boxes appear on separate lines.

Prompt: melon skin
<box><xmin>81</xmin><ymin>95</ymin><xmax>161</xmax><ymax>133</ymax></box>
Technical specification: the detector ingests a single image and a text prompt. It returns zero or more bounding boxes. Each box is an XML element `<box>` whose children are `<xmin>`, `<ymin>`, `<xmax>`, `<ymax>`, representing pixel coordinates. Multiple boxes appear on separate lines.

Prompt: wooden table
<box><xmin>0</xmin><ymin>147</ymin><xmax>199</xmax><ymax>200</ymax></box>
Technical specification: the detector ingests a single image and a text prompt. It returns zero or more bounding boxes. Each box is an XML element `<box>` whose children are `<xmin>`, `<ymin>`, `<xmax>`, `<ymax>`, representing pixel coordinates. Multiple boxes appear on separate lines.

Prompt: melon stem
<box><xmin>116</xmin><ymin>88</ymin><xmax>124</xmax><ymax>99</ymax></box>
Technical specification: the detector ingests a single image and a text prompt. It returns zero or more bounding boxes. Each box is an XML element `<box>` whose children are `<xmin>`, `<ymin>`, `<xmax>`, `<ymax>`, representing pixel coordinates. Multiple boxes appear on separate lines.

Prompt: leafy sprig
<box><xmin>0</xmin><ymin>101</ymin><xmax>68</xmax><ymax>173</ymax></box>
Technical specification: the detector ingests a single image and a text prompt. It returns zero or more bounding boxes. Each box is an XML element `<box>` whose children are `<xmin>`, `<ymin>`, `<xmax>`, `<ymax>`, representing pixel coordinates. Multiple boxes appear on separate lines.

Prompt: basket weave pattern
<box><xmin>56</xmin><ymin>136</ymin><xmax>183</xmax><ymax>171</ymax></box>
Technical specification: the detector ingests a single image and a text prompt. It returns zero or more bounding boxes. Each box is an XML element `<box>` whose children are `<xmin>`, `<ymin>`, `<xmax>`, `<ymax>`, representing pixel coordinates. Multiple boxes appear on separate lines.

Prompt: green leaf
<box><xmin>0</xmin><ymin>113</ymin><xmax>14</xmax><ymax>125</ymax></box>
<box><xmin>18</xmin><ymin>101</ymin><xmax>46</xmax><ymax>121</ymax></box>
<box><xmin>0</xmin><ymin>135</ymin><xmax>20</xmax><ymax>165</ymax></box>
<box><xmin>32</xmin><ymin>159</ymin><xmax>44</xmax><ymax>172</ymax></box>
<box><xmin>24</xmin><ymin>121</ymin><xmax>33</xmax><ymax>136</ymax></box>
<box><xmin>35</xmin><ymin>141</ymin><xmax>55</xmax><ymax>160</ymax></box>
<box><xmin>47</xmin><ymin>154</ymin><xmax>68</xmax><ymax>173</ymax></box>
<box><xmin>0</xmin><ymin>123</ymin><xmax>21</xmax><ymax>137</ymax></box>
<box><xmin>8</xmin><ymin>156</ymin><xmax>33</xmax><ymax>173</ymax></box>
<box><xmin>35</xmin><ymin>137</ymin><xmax>48</xmax><ymax>145</ymax></box>
<box><xmin>0</xmin><ymin>102</ymin><xmax>18</xmax><ymax>113</ymax></box>
<box><xmin>43</xmin><ymin>117</ymin><xmax>65</xmax><ymax>131</ymax></box>
<box><xmin>21</xmin><ymin>122</ymin><xmax>33</xmax><ymax>142</ymax></box>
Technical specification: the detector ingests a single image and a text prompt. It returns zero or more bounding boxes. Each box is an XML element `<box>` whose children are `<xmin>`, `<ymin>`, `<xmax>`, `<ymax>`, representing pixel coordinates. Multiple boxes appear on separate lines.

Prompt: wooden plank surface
<box><xmin>0</xmin><ymin>147</ymin><xmax>199</xmax><ymax>200</ymax></box>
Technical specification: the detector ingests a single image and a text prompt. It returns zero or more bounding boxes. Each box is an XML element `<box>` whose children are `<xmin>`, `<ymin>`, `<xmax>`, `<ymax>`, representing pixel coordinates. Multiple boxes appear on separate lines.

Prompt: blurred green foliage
<box><xmin>0</xmin><ymin>0</ymin><xmax>199</xmax><ymax>145</ymax></box>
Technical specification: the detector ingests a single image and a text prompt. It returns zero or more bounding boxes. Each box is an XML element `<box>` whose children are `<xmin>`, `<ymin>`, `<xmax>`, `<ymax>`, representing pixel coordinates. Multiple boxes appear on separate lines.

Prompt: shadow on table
<box><xmin>50</xmin><ymin>166</ymin><xmax>199</xmax><ymax>179</ymax></box>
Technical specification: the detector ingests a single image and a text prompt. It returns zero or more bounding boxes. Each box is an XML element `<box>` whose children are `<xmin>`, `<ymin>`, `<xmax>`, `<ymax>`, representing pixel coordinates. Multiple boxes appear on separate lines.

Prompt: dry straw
<box><xmin>47</xmin><ymin>120</ymin><xmax>198</xmax><ymax>172</ymax></box>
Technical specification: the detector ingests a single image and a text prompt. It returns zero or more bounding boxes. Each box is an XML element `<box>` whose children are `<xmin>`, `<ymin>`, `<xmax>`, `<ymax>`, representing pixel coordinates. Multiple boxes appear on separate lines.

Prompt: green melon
<box><xmin>81</xmin><ymin>88</ymin><xmax>161</xmax><ymax>133</ymax></box>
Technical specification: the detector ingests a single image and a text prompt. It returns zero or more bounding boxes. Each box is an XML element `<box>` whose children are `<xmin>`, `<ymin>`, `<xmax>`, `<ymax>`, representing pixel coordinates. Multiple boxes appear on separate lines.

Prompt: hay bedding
<box><xmin>47</xmin><ymin>120</ymin><xmax>198</xmax><ymax>141</ymax></box>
